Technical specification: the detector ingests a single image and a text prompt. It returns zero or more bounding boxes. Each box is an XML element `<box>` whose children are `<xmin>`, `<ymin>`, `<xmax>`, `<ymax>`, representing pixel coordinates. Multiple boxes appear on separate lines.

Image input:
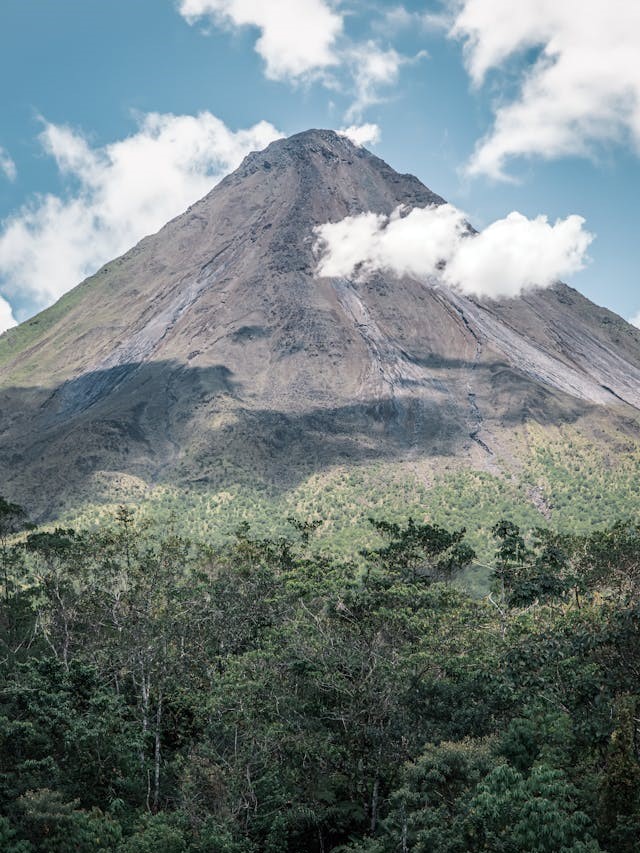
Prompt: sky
<box><xmin>0</xmin><ymin>0</ymin><xmax>638</xmax><ymax>331</ymax></box>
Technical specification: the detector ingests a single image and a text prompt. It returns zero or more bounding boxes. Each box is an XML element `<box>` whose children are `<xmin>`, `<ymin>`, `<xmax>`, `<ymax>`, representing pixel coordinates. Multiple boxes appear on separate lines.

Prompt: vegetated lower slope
<box><xmin>1</xmin><ymin>504</ymin><xmax>639</xmax><ymax>851</ymax></box>
<box><xmin>1</xmin><ymin>129</ymin><xmax>639</xmax><ymax>538</ymax></box>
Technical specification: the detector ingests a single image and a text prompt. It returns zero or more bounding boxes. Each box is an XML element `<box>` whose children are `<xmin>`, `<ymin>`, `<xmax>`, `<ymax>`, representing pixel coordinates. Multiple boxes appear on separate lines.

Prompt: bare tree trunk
<box><xmin>61</xmin><ymin>605</ymin><xmax>70</xmax><ymax>672</ymax></box>
<box><xmin>53</xmin><ymin>577</ymin><xmax>71</xmax><ymax>671</ymax></box>
<box><xmin>370</xmin><ymin>738</ymin><xmax>384</xmax><ymax>834</ymax></box>
<box><xmin>370</xmin><ymin>776</ymin><xmax>380</xmax><ymax>834</ymax></box>
<box><xmin>401</xmin><ymin>801</ymin><xmax>408</xmax><ymax>853</ymax></box>
<box><xmin>153</xmin><ymin>692</ymin><xmax>162</xmax><ymax>811</ymax></box>
<box><xmin>146</xmin><ymin>768</ymin><xmax>151</xmax><ymax>813</ymax></box>
<box><xmin>140</xmin><ymin>666</ymin><xmax>150</xmax><ymax>737</ymax></box>
<box><xmin>136</xmin><ymin>663</ymin><xmax>152</xmax><ymax>807</ymax></box>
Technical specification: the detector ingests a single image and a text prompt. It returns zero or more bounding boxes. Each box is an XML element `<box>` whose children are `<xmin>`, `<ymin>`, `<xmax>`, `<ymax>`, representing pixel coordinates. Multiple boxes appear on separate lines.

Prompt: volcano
<box><xmin>1</xmin><ymin>129</ymin><xmax>639</xmax><ymax>522</ymax></box>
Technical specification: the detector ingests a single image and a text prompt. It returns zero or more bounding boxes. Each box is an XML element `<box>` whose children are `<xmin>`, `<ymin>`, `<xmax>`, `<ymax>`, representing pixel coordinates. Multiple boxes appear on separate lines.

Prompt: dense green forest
<box><xmin>1</xmin><ymin>495</ymin><xmax>639</xmax><ymax>852</ymax></box>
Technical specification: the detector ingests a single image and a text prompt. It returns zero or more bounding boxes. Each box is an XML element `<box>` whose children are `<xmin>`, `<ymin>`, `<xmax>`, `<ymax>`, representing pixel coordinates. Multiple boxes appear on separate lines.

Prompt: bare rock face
<box><xmin>1</xmin><ymin>129</ymin><xmax>639</xmax><ymax>516</ymax></box>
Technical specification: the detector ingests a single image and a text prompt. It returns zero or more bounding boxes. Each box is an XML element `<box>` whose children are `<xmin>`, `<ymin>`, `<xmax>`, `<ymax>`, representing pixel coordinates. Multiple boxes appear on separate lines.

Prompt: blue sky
<box><xmin>0</xmin><ymin>0</ymin><xmax>638</xmax><ymax>329</ymax></box>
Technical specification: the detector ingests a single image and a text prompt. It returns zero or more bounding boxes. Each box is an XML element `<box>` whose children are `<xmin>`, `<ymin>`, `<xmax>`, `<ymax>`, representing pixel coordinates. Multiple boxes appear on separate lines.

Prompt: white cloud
<box><xmin>345</xmin><ymin>42</ymin><xmax>418</xmax><ymax>121</ymax></box>
<box><xmin>0</xmin><ymin>112</ymin><xmax>282</xmax><ymax>313</ymax></box>
<box><xmin>378</xmin><ymin>6</ymin><xmax>414</xmax><ymax>31</ymax></box>
<box><xmin>451</xmin><ymin>0</ymin><xmax>640</xmax><ymax>178</ymax></box>
<box><xmin>0</xmin><ymin>295</ymin><xmax>16</xmax><ymax>334</ymax></box>
<box><xmin>0</xmin><ymin>147</ymin><xmax>16</xmax><ymax>182</ymax></box>
<box><xmin>445</xmin><ymin>211</ymin><xmax>593</xmax><ymax>297</ymax></box>
<box><xmin>178</xmin><ymin>0</ymin><xmax>343</xmax><ymax>81</ymax></box>
<box><xmin>315</xmin><ymin>203</ymin><xmax>593</xmax><ymax>299</ymax></box>
<box><xmin>338</xmin><ymin>123</ymin><xmax>380</xmax><ymax>147</ymax></box>
<box><xmin>376</xmin><ymin>5</ymin><xmax>449</xmax><ymax>34</ymax></box>
<box><xmin>316</xmin><ymin>205</ymin><xmax>465</xmax><ymax>281</ymax></box>
<box><xmin>631</xmin><ymin>313</ymin><xmax>640</xmax><ymax>329</ymax></box>
<box><xmin>178</xmin><ymin>2</ymin><xmax>420</xmax><ymax>121</ymax></box>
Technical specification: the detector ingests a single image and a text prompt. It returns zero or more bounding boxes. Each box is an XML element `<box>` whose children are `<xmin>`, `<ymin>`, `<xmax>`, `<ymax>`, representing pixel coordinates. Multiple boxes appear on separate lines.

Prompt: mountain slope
<box><xmin>1</xmin><ymin>129</ymin><xmax>639</xmax><ymax>523</ymax></box>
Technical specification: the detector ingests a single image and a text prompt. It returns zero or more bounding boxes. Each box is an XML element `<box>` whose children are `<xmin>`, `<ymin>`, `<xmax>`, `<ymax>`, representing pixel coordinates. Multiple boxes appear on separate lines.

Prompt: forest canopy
<box><xmin>0</xmin><ymin>498</ymin><xmax>639</xmax><ymax>852</ymax></box>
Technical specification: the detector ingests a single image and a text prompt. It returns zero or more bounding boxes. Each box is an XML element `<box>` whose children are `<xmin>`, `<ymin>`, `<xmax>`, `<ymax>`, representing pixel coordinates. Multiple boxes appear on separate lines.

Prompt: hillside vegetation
<box><xmin>1</xmin><ymin>495</ymin><xmax>639</xmax><ymax>852</ymax></box>
<box><xmin>59</xmin><ymin>424</ymin><xmax>640</xmax><ymax>568</ymax></box>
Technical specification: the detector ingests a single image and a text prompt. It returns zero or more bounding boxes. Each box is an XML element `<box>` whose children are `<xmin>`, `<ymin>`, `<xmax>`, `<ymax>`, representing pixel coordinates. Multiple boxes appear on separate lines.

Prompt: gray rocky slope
<box><xmin>1</xmin><ymin>129</ymin><xmax>639</xmax><ymax>516</ymax></box>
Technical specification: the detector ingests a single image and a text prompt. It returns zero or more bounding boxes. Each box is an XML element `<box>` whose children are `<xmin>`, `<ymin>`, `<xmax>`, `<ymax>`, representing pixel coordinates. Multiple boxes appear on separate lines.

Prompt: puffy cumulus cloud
<box><xmin>315</xmin><ymin>203</ymin><xmax>593</xmax><ymax>299</ymax></box>
<box><xmin>316</xmin><ymin>205</ymin><xmax>466</xmax><ymax>281</ymax></box>
<box><xmin>631</xmin><ymin>313</ymin><xmax>640</xmax><ymax>329</ymax></box>
<box><xmin>451</xmin><ymin>0</ymin><xmax>640</xmax><ymax>178</ymax></box>
<box><xmin>178</xmin><ymin>0</ymin><xmax>342</xmax><ymax>81</ymax></box>
<box><xmin>0</xmin><ymin>295</ymin><xmax>16</xmax><ymax>334</ymax></box>
<box><xmin>338</xmin><ymin>123</ymin><xmax>380</xmax><ymax>147</ymax></box>
<box><xmin>445</xmin><ymin>211</ymin><xmax>593</xmax><ymax>297</ymax></box>
<box><xmin>0</xmin><ymin>113</ymin><xmax>281</xmax><ymax>314</ymax></box>
<box><xmin>0</xmin><ymin>147</ymin><xmax>16</xmax><ymax>182</ymax></box>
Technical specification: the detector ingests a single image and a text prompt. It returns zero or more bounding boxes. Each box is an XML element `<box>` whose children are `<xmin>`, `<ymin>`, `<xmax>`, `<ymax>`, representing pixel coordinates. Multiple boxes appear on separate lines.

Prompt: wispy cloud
<box><xmin>375</xmin><ymin>5</ymin><xmax>450</xmax><ymax>34</ymax></box>
<box><xmin>315</xmin><ymin>203</ymin><xmax>593</xmax><ymax>299</ymax></box>
<box><xmin>0</xmin><ymin>113</ymin><xmax>282</xmax><ymax>316</ymax></box>
<box><xmin>451</xmin><ymin>0</ymin><xmax>640</xmax><ymax>179</ymax></box>
<box><xmin>177</xmin><ymin>0</ymin><xmax>421</xmax><ymax>120</ymax></box>
<box><xmin>0</xmin><ymin>147</ymin><xmax>17</xmax><ymax>182</ymax></box>
<box><xmin>345</xmin><ymin>42</ymin><xmax>423</xmax><ymax>121</ymax></box>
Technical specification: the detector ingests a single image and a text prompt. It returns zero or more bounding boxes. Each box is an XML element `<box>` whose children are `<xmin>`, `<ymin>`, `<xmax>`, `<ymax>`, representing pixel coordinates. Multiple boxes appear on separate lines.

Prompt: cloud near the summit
<box><xmin>314</xmin><ymin>203</ymin><xmax>593</xmax><ymax>299</ymax></box>
<box><xmin>338</xmin><ymin>124</ymin><xmax>380</xmax><ymax>147</ymax></box>
<box><xmin>0</xmin><ymin>112</ymin><xmax>282</xmax><ymax>317</ymax></box>
<box><xmin>451</xmin><ymin>0</ymin><xmax>640</xmax><ymax>178</ymax></box>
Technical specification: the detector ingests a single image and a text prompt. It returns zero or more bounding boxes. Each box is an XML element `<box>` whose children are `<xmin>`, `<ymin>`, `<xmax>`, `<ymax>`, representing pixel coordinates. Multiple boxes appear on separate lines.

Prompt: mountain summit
<box><xmin>1</xmin><ymin>129</ymin><xmax>640</xmax><ymax>519</ymax></box>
